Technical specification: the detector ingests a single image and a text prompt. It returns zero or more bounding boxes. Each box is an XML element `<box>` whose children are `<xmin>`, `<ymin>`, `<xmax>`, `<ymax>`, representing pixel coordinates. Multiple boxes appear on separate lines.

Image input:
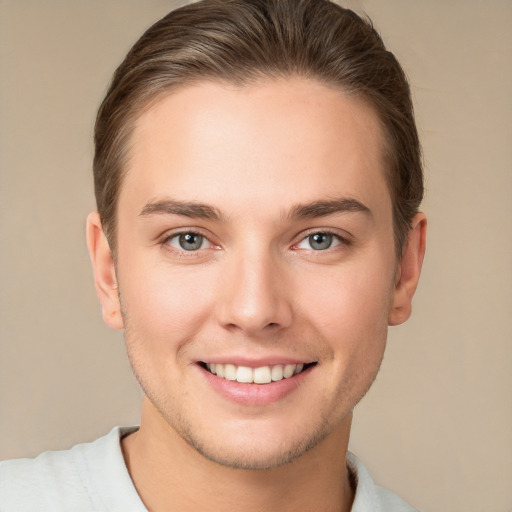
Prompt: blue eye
<box><xmin>296</xmin><ymin>232</ymin><xmax>341</xmax><ymax>251</ymax></box>
<box><xmin>167</xmin><ymin>232</ymin><xmax>209</xmax><ymax>251</ymax></box>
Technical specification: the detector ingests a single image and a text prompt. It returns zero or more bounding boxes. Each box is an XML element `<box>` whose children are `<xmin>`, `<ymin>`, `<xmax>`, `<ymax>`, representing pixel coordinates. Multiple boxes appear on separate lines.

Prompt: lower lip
<box><xmin>198</xmin><ymin>364</ymin><xmax>315</xmax><ymax>406</ymax></box>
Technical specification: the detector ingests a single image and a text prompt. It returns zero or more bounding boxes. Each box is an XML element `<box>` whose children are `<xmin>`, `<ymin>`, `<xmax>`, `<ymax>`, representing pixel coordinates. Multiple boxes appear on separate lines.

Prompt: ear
<box><xmin>86</xmin><ymin>212</ymin><xmax>124</xmax><ymax>330</ymax></box>
<box><xmin>388</xmin><ymin>213</ymin><xmax>427</xmax><ymax>326</ymax></box>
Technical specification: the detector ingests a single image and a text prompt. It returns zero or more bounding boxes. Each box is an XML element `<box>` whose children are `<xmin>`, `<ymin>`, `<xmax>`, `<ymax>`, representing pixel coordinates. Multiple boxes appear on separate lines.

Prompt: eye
<box><xmin>296</xmin><ymin>232</ymin><xmax>342</xmax><ymax>251</ymax></box>
<box><xmin>166</xmin><ymin>232</ymin><xmax>211</xmax><ymax>251</ymax></box>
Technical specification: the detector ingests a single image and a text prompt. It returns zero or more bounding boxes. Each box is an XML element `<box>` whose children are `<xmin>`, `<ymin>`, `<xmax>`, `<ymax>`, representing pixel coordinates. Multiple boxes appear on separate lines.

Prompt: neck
<box><xmin>122</xmin><ymin>397</ymin><xmax>354</xmax><ymax>512</ymax></box>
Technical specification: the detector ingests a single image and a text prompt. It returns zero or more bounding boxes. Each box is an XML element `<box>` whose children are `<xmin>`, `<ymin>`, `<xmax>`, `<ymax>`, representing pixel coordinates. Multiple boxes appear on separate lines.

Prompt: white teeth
<box><xmin>236</xmin><ymin>366</ymin><xmax>253</xmax><ymax>383</ymax></box>
<box><xmin>283</xmin><ymin>364</ymin><xmax>295</xmax><ymax>379</ymax></box>
<box><xmin>204</xmin><ymin>362</ymin><xmax>309</xmax><ymax>383</ymax></box>
<box><xmin>253</xmin><ymin>366</ymin><xmax>272</xmax><ymax>384</ymax></box>
<box><xmin>224</xmin><ymin>364</ymin><xmax>237</xmax><ymax>381</ymax></box>
<box><xmin>271</xmin><ymin>365</ymin><xmax>284</xmax><ymax>381</ymax></box>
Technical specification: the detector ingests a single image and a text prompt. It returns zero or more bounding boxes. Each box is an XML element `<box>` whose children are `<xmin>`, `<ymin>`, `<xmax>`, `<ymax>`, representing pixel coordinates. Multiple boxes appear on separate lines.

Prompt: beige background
<box><xmin>1</xmin><ymin>1</ymin><xmax>511</xmax><ymax>511</ymax></box>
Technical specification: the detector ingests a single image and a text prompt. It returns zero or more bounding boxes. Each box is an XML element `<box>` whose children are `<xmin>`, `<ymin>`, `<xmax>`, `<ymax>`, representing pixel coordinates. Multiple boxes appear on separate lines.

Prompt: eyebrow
<box><xmin>139</xmin><ymin>199</ymin><xmax>223</xmax><ymax>221</ymax></box>
<box><xmin>288</xmin><ymin>198</ymin><xmax>372</xmax><ymax>220</ymax></box>
<box><xmin>139</xmin><ymin>196</ymin><xmax>371</xmax><ymax>222</ymax></box>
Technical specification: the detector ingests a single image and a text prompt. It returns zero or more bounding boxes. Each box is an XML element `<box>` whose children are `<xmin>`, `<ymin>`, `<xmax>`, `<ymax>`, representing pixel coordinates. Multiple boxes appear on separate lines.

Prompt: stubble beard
<box><xmin>167</xmin><ymin>406</ymin><xmax>334</xmax><ymax>471</ymax></box>
<box><xmin>119</xmin><ymin>292</ymin><xmax>386</xmax><ymax>472</ymax></box>
<box><xmin>125</xmin><ymin>334</ymin><xmax>335</xmax><ymax>470</ymax></box>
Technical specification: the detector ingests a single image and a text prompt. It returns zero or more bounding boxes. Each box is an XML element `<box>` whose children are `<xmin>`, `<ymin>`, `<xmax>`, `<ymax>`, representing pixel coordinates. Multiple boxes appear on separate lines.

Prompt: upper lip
<box><xmin>196</xmin><ymin>356</ymin><xmax>316</xmax><ymax>368</ymax></box>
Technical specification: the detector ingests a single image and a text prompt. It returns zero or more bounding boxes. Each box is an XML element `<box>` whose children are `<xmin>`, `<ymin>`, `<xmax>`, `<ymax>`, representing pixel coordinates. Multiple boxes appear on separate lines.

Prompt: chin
<box><xmin>165</xmin><ymin>409</ymin><xmax>338</xmax><ymax>471</ymax></box>
<box><xmin>181</xmin><ymin>427</ymin><xmax>331</xmax><ymax>471</ymax></box>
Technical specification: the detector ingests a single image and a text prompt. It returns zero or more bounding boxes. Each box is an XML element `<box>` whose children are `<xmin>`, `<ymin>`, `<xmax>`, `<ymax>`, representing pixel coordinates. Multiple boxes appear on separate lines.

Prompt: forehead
<box><xmin>121</xmin><ymin>77</ymin><xmax>391</xmax><ymax>219</ymax></box>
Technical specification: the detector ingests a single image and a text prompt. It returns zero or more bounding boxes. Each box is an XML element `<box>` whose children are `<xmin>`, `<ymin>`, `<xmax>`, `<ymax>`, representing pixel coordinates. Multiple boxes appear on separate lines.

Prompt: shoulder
<box><xmin>347</xmin><ymin>452</ymin><xmax>419</xmax><ymax>512</ymax></box>
<box><xmin>0</xmin><ymin>439</ymin><xmax>94</xmax><ymax>511</ymax></box>
<box><xmin>0</xmin><ymin>426</ymin><xmax>144</xmax><ymax>512</ymax></box>
<box><xmin>373</xmin><ymin>486</ymin><xmax>419</xmax><ymax>512</ymax></box>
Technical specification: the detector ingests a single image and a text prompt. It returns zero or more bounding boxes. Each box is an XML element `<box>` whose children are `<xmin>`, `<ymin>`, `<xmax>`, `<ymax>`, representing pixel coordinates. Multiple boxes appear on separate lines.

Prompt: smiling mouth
<box><xmin>198</xmin><ymin>362</ymin><xmax>317</xmax><ymax>384</ymax></box>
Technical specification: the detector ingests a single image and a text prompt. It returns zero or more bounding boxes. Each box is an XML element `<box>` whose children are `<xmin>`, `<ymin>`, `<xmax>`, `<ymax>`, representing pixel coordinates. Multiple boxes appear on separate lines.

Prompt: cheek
<box><xmin>117</xmin><ymin>256</ymin><xmax>217</xmax><ymax>345</ymax></box>
<box><xmin>298</xmin><ymin>254</ymin><xmax>395</xmax><ymax>352</ymax></box>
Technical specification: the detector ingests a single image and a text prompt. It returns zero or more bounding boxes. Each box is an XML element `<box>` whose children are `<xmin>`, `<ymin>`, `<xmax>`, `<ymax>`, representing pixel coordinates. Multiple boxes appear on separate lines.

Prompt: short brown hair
<box><xmin>94</xmin><ymin>0</ymin><xmax>423</xmax><ymax>255</ymax></box>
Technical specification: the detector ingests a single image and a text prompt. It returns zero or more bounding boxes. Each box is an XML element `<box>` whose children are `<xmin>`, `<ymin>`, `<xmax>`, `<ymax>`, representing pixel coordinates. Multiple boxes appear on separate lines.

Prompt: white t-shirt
<box><xmin>0</xmin><ymin>427</ymin><xmax>418</xmax><ymax>511</ymax></box>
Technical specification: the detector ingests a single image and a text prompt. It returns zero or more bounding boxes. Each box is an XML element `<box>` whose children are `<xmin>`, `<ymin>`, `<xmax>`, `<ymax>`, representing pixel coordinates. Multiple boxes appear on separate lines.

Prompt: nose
<box><xmin>215</xmin><ymin>250</ymin><xmax>293</xmax><ymax>336</ymax></box>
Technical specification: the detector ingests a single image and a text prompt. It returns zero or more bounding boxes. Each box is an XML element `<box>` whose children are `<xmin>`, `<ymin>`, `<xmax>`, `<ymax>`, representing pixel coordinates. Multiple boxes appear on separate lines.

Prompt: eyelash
<box><xmin>293</xmin><ymin>229</ymin><xmax>351</xmax><ymax>252</ymax></box>
<box><xmin>162</xmin><ymin>230</ymin><xmax>215</xmax><ymax>256</ymax></box>
<box><xmin>161</xmin><ymin>228</ymin><xmax>351</xmax><ymax>257</ymax></box>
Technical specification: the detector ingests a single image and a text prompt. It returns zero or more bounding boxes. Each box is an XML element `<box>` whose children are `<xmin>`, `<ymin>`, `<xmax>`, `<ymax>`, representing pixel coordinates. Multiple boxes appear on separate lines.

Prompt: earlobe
<box><xmin>388</xmin><ymin>213</ymin><xmax>427</xmax><ymax>326</ymax></box>
<box><xmin>86</xmin><ymin>212</ymin><xmax>124</xmax><ymax>330</ymax></box>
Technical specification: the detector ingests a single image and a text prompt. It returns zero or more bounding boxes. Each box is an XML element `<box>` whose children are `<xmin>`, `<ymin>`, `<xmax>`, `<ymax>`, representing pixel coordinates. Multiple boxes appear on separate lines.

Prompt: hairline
<box><xmin>103</xmin><ymin>73</ymin><xmax>403</xmax><ymax>260</ymax></box>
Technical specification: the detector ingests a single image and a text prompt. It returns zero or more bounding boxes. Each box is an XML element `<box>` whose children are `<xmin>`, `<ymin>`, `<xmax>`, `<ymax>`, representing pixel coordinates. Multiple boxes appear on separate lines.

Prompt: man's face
<box><xmin>111</xmin><ymin>78</ymin><xmax>400</xmax><ymax>469</ymax></box>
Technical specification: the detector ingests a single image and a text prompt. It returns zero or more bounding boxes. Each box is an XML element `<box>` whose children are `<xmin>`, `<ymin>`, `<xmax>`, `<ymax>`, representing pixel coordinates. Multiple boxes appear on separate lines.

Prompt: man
<box><xmin>0</xmin><ymin>0</ymin><xmax>426</xmax><ymax>510</ymax></box>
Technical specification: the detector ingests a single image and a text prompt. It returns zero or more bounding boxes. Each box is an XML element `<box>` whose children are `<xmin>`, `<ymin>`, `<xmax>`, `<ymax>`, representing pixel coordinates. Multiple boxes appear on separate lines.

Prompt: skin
<box><xmin>87</xmin><ymin>77</ymin><xmax>426</xmax><ymax>512</ymax></box>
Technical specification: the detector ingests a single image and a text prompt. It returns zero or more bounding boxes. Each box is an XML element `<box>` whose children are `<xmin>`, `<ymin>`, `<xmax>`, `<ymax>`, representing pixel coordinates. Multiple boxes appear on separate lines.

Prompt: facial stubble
<box><xmin>119</xmin><ymin>299</ymin><xmax>386</xmax><ymax>472</ymax></box>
